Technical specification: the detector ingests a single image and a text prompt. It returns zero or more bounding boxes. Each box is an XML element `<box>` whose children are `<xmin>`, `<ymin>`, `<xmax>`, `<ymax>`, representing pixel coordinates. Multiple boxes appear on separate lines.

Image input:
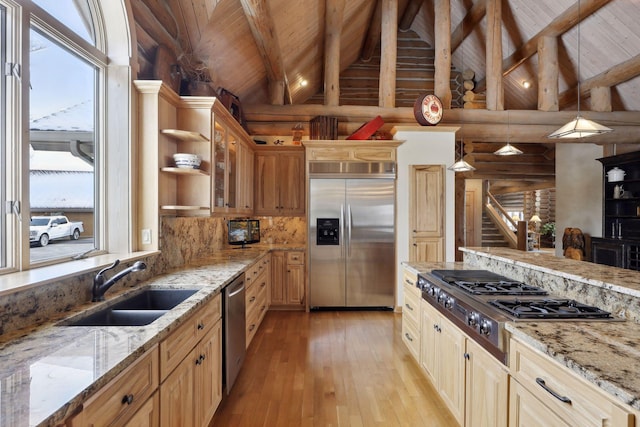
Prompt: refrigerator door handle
<box><xmin>340</xmin><ymin>204</ymin><xmax>345</xmax><ymax>258</ymax></box>
<box><xmin>347</xmin><ymin>204</ymin><xmax>352</xmax><ymax>257</ymax></box>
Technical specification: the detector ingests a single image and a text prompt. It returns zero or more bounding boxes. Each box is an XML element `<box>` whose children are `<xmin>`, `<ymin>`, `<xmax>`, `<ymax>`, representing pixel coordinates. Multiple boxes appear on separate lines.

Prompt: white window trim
<box><xmin>0</xmin><ymin>0</ymin><xmax>145</xmax><ymax>294</ymax></box>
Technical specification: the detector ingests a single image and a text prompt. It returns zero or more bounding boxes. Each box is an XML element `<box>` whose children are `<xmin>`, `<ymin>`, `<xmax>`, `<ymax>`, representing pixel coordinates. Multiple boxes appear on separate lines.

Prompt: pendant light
<box><xmin>448</xmin><ymin>137</ymin><xmax>476</xmax><ymax>172</ymax></box>
<box><xmin>495</xmin><ymin>111</ymin><xmax>523</xmax><ymax>155</ymax></box>
<box><xmin>548</xmin><ymin>0</ymin><xmax>612</xmax><ymax>139</ymax></box>
<box><xmin>449</xmin><ymin>42</ymin><xmax>475</xmax><ymax>173</ymax></box>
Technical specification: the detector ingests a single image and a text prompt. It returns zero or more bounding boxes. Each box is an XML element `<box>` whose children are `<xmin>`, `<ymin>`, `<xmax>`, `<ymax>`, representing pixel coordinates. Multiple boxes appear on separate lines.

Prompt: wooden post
<box><xmin>379</xmin><ymin>0</ymin><xmax>397</xmax><ymax>108</ymax></box>
<box><xmin>454</xmin><ymin>173</ymin><xmax>465</xmax><ymax>261</ymax></box>
<box><xmin>324</xmin><ymin>0</ymin><xmax>345</xmax><ymax>106</ymax></box>
<box><xmin>537</xmin><ymin>36</ymin><xmax>559</xmax><ymax>112</ymax></box>
<box><xmin>517</xmin><ymin>221</ymin><xmax>529</xmax><ymax>251</ymax></box>
<box><xmin>434</xmin><ymin>0</ymin><xmax>452</xmax><ymax>108</ymax></box>
<box><xmin>485</xmin><ymin>0</ymin><xmax>503</xmax><ymax>111</ymax></box>
<box><xmin>591</xmin><ymin>86</ymin><xmax>612</xmax><ymax>112</ymax></box>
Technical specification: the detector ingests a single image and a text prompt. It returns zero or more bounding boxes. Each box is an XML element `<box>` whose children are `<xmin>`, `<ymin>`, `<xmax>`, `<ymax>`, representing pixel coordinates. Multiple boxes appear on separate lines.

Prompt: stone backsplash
<box><xmin>0</xmin><ymin>215</ymin><xmax>306</xmax><ymax>337</ymax></box>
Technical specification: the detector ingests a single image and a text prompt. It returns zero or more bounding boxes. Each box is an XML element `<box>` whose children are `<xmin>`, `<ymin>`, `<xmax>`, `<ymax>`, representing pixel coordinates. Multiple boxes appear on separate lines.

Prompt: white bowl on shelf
<box><xmin>173</xmin><ymin>153</ymin><xmax>202</xmax><ymax>169</ymax></box>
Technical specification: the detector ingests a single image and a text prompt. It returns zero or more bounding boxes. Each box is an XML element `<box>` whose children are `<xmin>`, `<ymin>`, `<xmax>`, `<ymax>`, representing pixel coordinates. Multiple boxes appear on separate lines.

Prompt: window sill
<box><xmin>0</xmin><ymin>251</ymin><xmax>160</xmax><ymax>297</ymax></box>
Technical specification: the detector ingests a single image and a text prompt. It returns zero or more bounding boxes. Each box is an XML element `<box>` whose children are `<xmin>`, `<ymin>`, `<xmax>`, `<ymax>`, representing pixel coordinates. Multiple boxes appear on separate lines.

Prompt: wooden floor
<box><xmin>209</xmin><ymin>310</ymin><xmax>457</xmax><ymax>427</ymax></box>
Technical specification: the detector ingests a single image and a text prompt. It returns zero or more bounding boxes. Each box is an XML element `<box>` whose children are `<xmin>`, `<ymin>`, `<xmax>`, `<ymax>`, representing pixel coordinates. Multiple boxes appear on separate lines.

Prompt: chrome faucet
<box><xmin>92</xmin><ymin>259</ymin><xmax>147</xmax><ymax>302</ymax></box>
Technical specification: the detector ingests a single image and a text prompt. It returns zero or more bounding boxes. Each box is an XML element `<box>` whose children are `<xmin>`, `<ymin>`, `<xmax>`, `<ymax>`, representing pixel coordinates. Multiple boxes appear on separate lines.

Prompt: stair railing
<box><xmin>485</xmin><ymin>191</ymin><xmax>518</xmax><ymax>248</ymax></box>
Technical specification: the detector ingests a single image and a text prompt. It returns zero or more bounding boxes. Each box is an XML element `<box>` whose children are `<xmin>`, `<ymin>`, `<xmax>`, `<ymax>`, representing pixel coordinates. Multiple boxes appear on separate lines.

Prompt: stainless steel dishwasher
<box><xmin>223</xmin><ymin>273</ymin><xmax>246</xmax><ymax>394</ymax></box>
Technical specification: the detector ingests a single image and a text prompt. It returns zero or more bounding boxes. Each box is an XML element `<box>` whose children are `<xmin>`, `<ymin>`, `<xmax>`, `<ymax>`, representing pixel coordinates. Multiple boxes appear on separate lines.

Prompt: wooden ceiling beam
<box><xmin>239</xmin><ymin>0</ymin><xmax>290</xmax><ymax>105</ymax></box>
<box><xmin>475</xmin><ymin>0</ymin><xmax>611</xmax><ymax>93</ymax></box>
<box><xmin>361</xmin><ymin>0</ymin><xmax>382</xmax><ymax>62</ymax></box>
<box><xmin>558</xmin><ymin>53</ymin><xmax>640</xmax><ymax>108</ymax></box>
<box><xmin>399</xmin><ymin>0</ymin><xmax>425</xmax><ymax>31</ymax></box>
<box><xmin>325</xmin><ymin>0</ymin><xmax>345</xmax><ymax>106</ymax></box>
<box><xmin>243</xmin><ymin>104</ymin><xmax>640</xmax><ymax>143</ymax></box>
<box><xmin>379</xmin><ymin>0</ymin><xmax>398</xmax><ymax>107</ymax></box>
<box><xmin>451</xmin><ymin>0</ymin><xmax>486</xmax><ymax>51</ymax></box>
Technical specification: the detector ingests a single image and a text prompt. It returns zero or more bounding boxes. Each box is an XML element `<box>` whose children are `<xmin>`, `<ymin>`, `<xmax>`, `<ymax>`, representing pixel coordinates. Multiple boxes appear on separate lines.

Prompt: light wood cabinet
<box><xmin>134</xmin><ymin>81</ymin><xmax>257</xmax><ymax>251</ymax></box>
<box><xmin>73</xmin><ymin>345</ymin><xmax>159</xmax><ymax>427</ymax></box>
<box><xmin>211</xmin><ymin>102</ymin><xmax>255</xmax><ymax>216</ymax></box>
<box><xmin>270</xmin><ymin>250</ymin><xmax>305</xmax><ymax>308</ymax></box>
<box><xmin>409</xmin><ymin>165</ymin><xmax>444</xmax><ymax>262</ymax></box>
<box><xmin>401</xmin><ymin>268</ymin><xmax>420</xmax><ymax>363</ymax></box>
<box><xmin>160</xmin><ymin>294</ymin><xmax>222</xmax><ymax>427</ymax></box>
<box><xmin>245</xmin><ymin>253</ymin><xmax>270</xmax><ymax>347</ymax></box>
<box><xmin>254</xmin><ymin>148</ymin><xmax>305</xmax><ymax>216</ymax></box>
<box><xmin>509</xmin><ymin>337</ymin><xmax>635</xmax><ymax>427</ymax></box>
<box><xmin>465</xmin><ymin>339</ymin><xmax>508</xmax><ymax>427</ymax></box>
<box><xmin>419</xmin><ymin>299</ymin><xmax>508</xmax><ymax>427</ymax></box>
<box><xmin>303</xmin><ymin>140</ymin><xmax>402</xmax><ymax>162</ymax></box>
<box><xmin>420</xmin><ymin>300</ymin><xmax>465</xmax><ymax>424</ymax></box>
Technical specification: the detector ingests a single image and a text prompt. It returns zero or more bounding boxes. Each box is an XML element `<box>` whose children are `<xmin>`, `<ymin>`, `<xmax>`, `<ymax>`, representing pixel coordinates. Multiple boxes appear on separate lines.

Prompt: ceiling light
<box><xmin>495</xmin><ymin>111</ymin><xmax>523</xmax><ymax>156</ymax></box>
<box><xmin>548</xmin><ymin>0</ymin><xmax>612</xmax><ymax>139</ymax></box>
<box><xmin>494</xmin><ymin>143</ymin><xmax>523</xmax><ymax>156</ymax></box>
<box><xmin>300</xmin><ymin>79</ymin><xmax>308</xmax><ymax>87</ymax></box>
<box><xmin>522</xmin><ymin>81</ymin><xmax>531</xmax><ymax>89</ymax></box>
<box><xmin>448</xmin><ymin>138</ymin><xmax>475</xmax><ymax>172</ymax></box>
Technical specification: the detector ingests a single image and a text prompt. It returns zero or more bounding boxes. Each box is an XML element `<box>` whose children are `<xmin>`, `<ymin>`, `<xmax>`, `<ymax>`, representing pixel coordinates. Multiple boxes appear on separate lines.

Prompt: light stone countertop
<box><xmin>404</xmin><ymin>247</ymin><xmax>640</xmax><ymax>412</ymax></box>
<box><xmin>0</xmin><ymin>246</ymin><xmax>303</xmax><ymax>427</ymax></box>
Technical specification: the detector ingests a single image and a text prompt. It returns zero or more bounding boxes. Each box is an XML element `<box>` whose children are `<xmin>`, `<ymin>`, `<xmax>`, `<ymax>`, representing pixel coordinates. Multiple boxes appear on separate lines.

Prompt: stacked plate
<box><xmin>173</xmin><ymin>153</ymin><xmax>202</xmax><ymax>169</ymax></box>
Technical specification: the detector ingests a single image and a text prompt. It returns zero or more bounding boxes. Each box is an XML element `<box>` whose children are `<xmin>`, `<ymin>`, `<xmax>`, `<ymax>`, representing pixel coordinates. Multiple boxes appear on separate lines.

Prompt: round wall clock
<box><xmin>413</xmin><ymin>94</ymin><xmax>443</xmax><ymax>126</ymax></box>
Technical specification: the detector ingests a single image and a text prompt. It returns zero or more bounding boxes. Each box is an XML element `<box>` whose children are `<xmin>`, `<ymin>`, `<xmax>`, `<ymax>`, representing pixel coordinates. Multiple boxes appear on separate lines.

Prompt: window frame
<box><xmin>0</xmin><ymin>0</ymin><xmax>145</xmax><ymax>287</ymax></box>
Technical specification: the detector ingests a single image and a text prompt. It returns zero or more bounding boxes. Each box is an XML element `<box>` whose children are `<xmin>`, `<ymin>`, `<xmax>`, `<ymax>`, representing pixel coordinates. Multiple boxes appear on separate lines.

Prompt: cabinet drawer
<box><xmin>352</xmin><ymin>148</ymin><xmax>395</xmax><ymax>161</ymax></box>
<box><xmin>509</xmin><ymin>338</ymin><xmax>634</xmax><ymax>427</ymax></box>
<box><xmin>286</xmin><ymin>251</ymin><xmax>304</xmax><ymax>265</ymax></box>
<box><xmin>402</xmin><ymin>283</ymin><xmax>420</xmax><ymax>327</ymax></box>
<box><xmin>307</xmin><ymin>147</ymin><xmax>352</xmax><ymax>161</ymax></box>
<box><xmin>82</xmin><ymin>346</ymin><xmax>159</xmax><ymax>426</ymax></box>
<box><xmin>246</xmin><ymin>271</ymin><xmax>264</xmax><ymax>310</ymax></box>
<box><xmin>160</xmin><ymin>293</ymin><xmax>221</xmax><ymax>380</ymax></box>
<box><xmin>403</xmin><ymin>270</ymin><xmax>418</xmax><ymax>294</ymax></box>
<box><xmin>402</xmin><ymin>317</ymin><xmax>420</xmax><ymax>362</ymax></box>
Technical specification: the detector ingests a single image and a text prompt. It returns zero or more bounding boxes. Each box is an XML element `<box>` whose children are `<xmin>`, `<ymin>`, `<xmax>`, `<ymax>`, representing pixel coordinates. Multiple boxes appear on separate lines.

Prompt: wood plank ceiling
<box><xmin>132</xmin><ymin>0</ymin><xmax>640</xmax><ymax>183</ymax></box>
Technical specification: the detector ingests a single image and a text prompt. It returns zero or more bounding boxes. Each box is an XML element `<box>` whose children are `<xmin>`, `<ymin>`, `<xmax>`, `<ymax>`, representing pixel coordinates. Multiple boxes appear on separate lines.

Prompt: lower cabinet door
<box><xmin>465</xmin><ymin>339</ymin><xmax>508</xmax><ymax>427</ymax></box>
<box><xmin>161</xmin><ymin>349</ymin><xmax>195</xmax><ymax>427</ymax></box>
<box><xmin>194</xmin><ymin>321</ymin><xmax>222</xmax><ymax>427</ymax></box>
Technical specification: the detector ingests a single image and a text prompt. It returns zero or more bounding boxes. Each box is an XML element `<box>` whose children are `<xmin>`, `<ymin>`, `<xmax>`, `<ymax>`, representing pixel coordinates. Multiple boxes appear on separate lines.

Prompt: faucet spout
<box><xmin>92</xmin><ymin>260</ymin><xmax>147</xmax><ymax>302</ymax></box>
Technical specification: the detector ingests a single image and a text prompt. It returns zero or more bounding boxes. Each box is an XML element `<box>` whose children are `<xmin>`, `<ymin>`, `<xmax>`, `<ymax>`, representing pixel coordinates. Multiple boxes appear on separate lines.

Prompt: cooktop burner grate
<box><xmin>452</xmin><ymin>280</ymin><xmax>548</xmax><ymax>296</ymax></box>
<box><xmin>488</xmin><ymin>298</ymin><xmax>614</xmax><ymax>319</ymax></box>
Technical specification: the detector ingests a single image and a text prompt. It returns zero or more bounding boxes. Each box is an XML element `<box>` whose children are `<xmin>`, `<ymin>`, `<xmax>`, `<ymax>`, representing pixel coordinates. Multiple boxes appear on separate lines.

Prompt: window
<box><xmin>1</xmin><ymin>0</ymin><xmax>133</xmax><ymax>277</ymax></box>
<box><xmin>0</xmin><ymin>4</ymin><xmax>6</xmax><ymax>268</ymax></box>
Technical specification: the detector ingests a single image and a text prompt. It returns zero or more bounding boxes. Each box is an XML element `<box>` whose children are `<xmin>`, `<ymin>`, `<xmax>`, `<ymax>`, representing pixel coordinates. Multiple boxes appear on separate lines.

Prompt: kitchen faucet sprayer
<box><xmin>92</xmin><ymin>259</ymin><xmax>147</xmax><ymax>302</ymax></box>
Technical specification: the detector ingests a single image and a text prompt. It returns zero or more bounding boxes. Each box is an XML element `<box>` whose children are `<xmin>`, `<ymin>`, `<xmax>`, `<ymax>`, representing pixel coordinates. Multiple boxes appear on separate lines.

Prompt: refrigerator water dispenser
<box><xmin>317</xmin><ymin>218</ymin><xmax>339</xmax><ymax>245</ymax></box>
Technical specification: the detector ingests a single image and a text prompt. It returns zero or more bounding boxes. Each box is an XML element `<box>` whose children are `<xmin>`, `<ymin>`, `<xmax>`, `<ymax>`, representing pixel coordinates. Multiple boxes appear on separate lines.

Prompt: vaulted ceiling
<box><xmin>131</xmin><ymin>0</ymin><xmax>640</xmax><ymax>183</ymax></box>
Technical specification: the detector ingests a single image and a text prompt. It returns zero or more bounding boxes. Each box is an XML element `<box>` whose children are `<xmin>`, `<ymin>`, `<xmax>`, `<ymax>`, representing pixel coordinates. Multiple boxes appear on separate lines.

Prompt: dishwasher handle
<box><xmin>227</xmin><ymin>279</ymin><xmax>245</xmax><ymax>297</ymax></box>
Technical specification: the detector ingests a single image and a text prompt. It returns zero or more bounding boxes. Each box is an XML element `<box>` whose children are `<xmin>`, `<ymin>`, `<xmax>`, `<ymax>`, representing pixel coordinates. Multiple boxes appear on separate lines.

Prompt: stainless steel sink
<box><xmin>61</xmin><ymin>288</ymin><xmax>199</xmax><ymax>327</ymax></box>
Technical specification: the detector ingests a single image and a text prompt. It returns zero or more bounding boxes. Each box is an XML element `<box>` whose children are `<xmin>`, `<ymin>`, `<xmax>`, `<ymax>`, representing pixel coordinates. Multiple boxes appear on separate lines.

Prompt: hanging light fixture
<box><xmin>495</xmin><ymin>111</ymin><xmax>523</xmax><ymax>155</ymax></box>
<box><xmin>548</xmin><ymin>0</ymin><xmax>612</xmax><ymax>139</ymax></box>
<box><xmin>448</xmin><ymin>137</ymin><xmax>476</xmax><ymax>172</ymax></box>
<box><xmin>449</xmin><ymin>41</ymin><xmax>475</xmax><ymax>173</ymax></box>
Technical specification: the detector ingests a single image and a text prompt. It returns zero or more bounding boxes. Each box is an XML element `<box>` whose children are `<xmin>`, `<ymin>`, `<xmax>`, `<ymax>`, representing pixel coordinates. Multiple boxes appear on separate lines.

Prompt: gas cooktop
<box><xmin>418</xmin><ymin>269</ymin><xmax>617</xmax><ymax>364</ymax></box>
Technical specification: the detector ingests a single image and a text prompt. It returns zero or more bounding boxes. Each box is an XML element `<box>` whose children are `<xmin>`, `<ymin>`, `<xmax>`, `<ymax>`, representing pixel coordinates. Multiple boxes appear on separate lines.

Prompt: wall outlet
<box><xmin>141</xmin><ymin>229</ymin><xmax>152</xmax><ymax>245</ymax></box>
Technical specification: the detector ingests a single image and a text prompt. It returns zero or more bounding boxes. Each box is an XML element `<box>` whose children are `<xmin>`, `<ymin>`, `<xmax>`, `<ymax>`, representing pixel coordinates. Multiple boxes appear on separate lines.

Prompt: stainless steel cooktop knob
<box><xmin>429</xmin><ymin>286</ymin><xmax>438</xmax><ymax>298</ymax></box>
<box><xmin>444</xmin><ymin>296</ymin><xmax>454</xmax><ymax>310</ymax></box>
<box><xmin>479</xmin><ymin>320</ymin><xmax>492</xmax><ymax>336</ymax></box>
<box><xmin>468</xmin><ymin>312</ymin><xmax>479</xmax><ymax>327</ymax></box>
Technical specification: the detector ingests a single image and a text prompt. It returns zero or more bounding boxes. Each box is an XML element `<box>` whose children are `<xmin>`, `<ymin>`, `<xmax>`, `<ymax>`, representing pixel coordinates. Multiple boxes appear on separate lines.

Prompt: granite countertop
<box><xmin>0</xmin><ymin>247</ymin><xmax>284</xmax><ymax>427</ymax></box>
<box><xmin>403</xmin><ymin>254</ymin><xmax>640</xmax><ymax>412</ymax></box>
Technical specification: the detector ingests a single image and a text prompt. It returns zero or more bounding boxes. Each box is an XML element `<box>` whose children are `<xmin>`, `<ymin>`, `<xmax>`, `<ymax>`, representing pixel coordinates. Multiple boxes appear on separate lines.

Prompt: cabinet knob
<box><xmin>250</xmin><ymin>296</ymin><xmax>256</xmax><ymax>303</ymax></box>
<box><xmin>197</xmin><ymin>322</ymin><xmax>205</xmax><ymax>330</ymax></box>
<box><xmin>121</xmin><ymin>394</ymin><xmax>134</xmax><ymax>405</ymax></box>
<box><xmin>463</xmin><ymin>352</ymin><xmax>470</xmax><ymax>360</ymax></box>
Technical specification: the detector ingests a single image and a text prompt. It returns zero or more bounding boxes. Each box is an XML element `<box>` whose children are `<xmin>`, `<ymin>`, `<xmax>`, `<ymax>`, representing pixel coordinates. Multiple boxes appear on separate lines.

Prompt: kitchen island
<box><xmin>404</xmin><ymin>246</ymin><xmax>640</xmax><ymax>416</ymax></box>
<box><xmin>0</xmin><ymin>246</ymin><xmax>301</xmax><ymax>427</ymax></box>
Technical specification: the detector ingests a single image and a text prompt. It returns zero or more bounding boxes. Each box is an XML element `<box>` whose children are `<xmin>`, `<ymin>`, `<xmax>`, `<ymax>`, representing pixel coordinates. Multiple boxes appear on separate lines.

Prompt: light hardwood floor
<box><xmin>209</xmin><ymin>310</ymin><xmax>457</xmax><ymax>427</ymax></box>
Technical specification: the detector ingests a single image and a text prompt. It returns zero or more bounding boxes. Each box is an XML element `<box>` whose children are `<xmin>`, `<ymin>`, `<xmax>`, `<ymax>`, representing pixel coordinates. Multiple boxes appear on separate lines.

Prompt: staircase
<box><xmin>482</xmin><ymin>212</ymin><xmax>511</xmax><ymax>247</ymax></box>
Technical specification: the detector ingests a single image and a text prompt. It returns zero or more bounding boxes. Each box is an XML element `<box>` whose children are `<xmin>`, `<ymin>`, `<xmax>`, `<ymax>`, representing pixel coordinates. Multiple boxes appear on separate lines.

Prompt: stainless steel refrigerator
<box><xmin>309</xmin><ymin>162</ymin><xmax>396</xmax><ymax>308</ymax></box>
